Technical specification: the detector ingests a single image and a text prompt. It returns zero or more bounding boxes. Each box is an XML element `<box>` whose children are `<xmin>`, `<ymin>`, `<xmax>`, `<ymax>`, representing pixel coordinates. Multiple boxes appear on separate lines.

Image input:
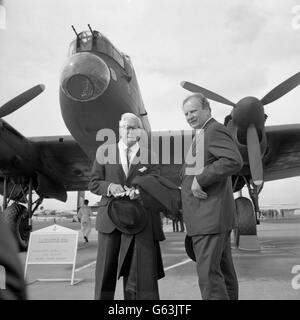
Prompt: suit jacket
<box><xmin>89</xmin><ymin>142</ymin><xmax>164</xmax><ymax>240</ymax></box>
<box><xmin>132</xmin><ymin>174</ymin><xmax>181</xmax><ymax>216</ymax></box>
<box><xmin>181</xmin><ymin>118</ymin><xmax>243</xmax><ymax>236</ymax></box>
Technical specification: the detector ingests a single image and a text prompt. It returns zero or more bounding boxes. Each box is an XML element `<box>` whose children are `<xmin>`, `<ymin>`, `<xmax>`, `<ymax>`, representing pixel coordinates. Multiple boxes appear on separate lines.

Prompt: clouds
<box><xmin>2</xmin><ymin>0</ymin><xmax>298</xmax><ymax>119</ymax></box>
<box><xmin>225</xmin><ymin>2</ymin><xmax>268</xmax><ymax>44</ymax></box>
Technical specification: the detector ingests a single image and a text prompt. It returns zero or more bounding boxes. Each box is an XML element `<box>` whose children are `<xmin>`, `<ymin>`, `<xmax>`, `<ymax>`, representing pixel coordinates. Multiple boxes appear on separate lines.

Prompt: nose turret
<box><xmin>60</xmin><ymin>52</ymin><xmax>110</xmax><ymax>102</ymax></box>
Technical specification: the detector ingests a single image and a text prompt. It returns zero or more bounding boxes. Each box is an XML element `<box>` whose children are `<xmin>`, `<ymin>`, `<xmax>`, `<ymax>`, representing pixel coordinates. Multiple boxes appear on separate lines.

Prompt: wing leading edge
<box><xmin>28</xmin><ymin>124</ymin><xmax>300</xmax><ymax>197</ymax></box>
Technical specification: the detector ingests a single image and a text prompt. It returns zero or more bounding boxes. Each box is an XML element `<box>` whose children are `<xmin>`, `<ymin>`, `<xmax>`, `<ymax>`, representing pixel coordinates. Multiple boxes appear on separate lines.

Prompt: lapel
<box><xmin>191</xmin><ymin>117</ymin><xmax>216</xmax><ymax>148</ymax></box>
<box><xmin>182</xmin><ymin>118</ymin><xmax>217</xmax><ymax>176</ymax></box>
<box><xmin>116</xmin><ymin>146</ymin><xmax>126</xmax><ymax>184</ymax></box>
<box><xmin>202</xmin><ymin>117</ymin><xmax>216</xmax><ymax>131</ymax></box>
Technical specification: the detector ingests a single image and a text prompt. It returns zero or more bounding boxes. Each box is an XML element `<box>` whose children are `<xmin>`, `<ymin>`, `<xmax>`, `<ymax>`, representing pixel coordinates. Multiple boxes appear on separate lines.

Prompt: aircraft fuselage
<box><xmin>59</xmin><ymin>30</ymin><xmax>150</xmax><ymax>161</ymax></box>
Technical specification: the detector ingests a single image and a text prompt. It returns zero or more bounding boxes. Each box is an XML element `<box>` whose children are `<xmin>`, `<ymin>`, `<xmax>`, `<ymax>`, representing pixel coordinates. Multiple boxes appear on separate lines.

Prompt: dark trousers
<box><xmin>172</xmin><ymin>220</ymin><xmax>179</xmax><ymax>232</ymax></box>
<box><xmin>192</xmin><ymin>231</ymin><xmax>238</xmax><ymax>300</ymax></box>
<box><xmin>95</xmin><ymin>230</ymin><xmax>134</xmax><ymax>300</ymax></box>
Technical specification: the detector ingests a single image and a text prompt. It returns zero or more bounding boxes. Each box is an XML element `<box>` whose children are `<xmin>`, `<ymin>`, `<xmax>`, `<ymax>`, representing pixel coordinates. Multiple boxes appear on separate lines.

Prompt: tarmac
<box><xmin>18</xmin><ymin>217</ymin><xmax>300</xmax><ymax>300</ymax></box>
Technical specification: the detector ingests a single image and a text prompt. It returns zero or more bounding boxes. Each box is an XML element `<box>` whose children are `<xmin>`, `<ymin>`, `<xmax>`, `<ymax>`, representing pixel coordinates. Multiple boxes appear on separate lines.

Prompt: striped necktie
<box><xmin>191</xmin><ymin>135</ymin><xmax>197</xmax><ymax>157</ymax></box>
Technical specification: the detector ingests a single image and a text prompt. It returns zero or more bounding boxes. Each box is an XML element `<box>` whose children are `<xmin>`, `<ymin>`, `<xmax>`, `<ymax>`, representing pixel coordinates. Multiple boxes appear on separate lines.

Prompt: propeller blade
<box><xmin>0</xmin><ymin>84</ymin><xmax>45</xmax><ymax>118</ymax></box>
<box><xmin>181</xmin><ymin>81</ymin><xmax>235</xmax><ymax>107</ymax></box>
<box><xmin>261</xmin><ymin>72</ymin><xmax>300</xmax><ymax>105</ymax></box>
<box><xmin>247</xmin><ymin>124</ymin><xmax>263</xmax><ymax>186</ymax></box>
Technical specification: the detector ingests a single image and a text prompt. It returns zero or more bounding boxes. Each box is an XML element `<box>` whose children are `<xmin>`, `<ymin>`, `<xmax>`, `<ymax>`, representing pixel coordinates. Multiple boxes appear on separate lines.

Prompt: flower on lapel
<box><xmin>138</xmin><ymin>166</ymin><xmax>148</xmax><ymax>173</ymax></box>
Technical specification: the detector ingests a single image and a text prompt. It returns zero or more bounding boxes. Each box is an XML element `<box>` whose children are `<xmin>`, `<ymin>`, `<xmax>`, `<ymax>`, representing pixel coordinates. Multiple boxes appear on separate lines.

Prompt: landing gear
<box><xmin>3</xmin><ymin>203</ymin><xmax>31</xmax><ymax>251</ymax></box>
<box><xmin>247</xmin><ymin>181</ymin><xmax>264</xmax><ymax>226</ymax></box>
<box><xmin>233</xmin><ymin>176</ymin><xmax>262</xmax><ymax>250</ymax></box>
<box><xmin>234</xmin><ymin>197</ymin><xmax>257</xmax><ymax>248</ymax></box>
<box><xmin>1</xmin><ymin>176</ymin><xmax>43</xmax><ymax>251</ymax></box>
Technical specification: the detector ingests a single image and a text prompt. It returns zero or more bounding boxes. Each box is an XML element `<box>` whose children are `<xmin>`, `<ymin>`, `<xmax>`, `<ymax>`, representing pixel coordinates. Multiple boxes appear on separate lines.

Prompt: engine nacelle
<box><xmin>0</xmin><ymin>120</ymin><xmax>39</xmax><ymax>177</ymax></box>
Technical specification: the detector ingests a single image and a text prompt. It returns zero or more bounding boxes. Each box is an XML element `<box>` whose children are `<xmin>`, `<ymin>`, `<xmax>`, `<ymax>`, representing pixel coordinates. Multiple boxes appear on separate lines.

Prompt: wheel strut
<box><xmin>244</xmin><ymin>178</ymin><xmax>263</xmax><ymax>225</ymax></box>
<box><xmin>233</xmin><ymin>176</ymin><xmax>261</xmax><ymax>251</ymax></box>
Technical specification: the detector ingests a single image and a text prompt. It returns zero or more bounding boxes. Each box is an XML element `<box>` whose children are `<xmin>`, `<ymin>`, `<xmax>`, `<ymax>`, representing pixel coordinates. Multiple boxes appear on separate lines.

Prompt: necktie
<box><xmin>191</xmin><ymin>134</ymin><xmax>197</xmax><ymax>157</ymax></box>
<box><xmin>184</xmin><ymin>132</ymin><xmax>198</xmax><ymax>173</ymax></box>
<box><xmin>127</xmin><ymin>147</ymin><xmax>131</xmax><ymax>170</ymax></box>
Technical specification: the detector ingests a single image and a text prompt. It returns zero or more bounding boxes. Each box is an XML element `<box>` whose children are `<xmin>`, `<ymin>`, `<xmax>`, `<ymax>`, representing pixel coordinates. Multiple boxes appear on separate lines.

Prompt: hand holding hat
<box><xmin>124</xmin><ymin>185</ymin><xmax>141</xmax><ymax>200</ymax></box>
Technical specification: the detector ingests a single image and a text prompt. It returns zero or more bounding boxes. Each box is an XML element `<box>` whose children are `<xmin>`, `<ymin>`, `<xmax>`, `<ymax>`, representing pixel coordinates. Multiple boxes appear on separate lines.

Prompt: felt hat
<box><xmin>107</xmin><ymin>197</ymin><xmax>147</xmax><ymax>235</ymax></box>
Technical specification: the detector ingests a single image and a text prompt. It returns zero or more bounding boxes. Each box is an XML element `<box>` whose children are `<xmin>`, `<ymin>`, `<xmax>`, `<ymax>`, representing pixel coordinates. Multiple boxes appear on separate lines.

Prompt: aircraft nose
<box><xmin>60</xmin><ymin>52</ymin><xmax>110</xmax><ymax>101</ymax></box>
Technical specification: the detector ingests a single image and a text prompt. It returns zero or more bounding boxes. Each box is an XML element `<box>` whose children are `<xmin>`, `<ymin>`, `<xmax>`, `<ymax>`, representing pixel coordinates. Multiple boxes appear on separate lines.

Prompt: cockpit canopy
<box><xmin>68</xmin><ymin>30</ymin><xmax>132</xmax><ymax>70</ymax></box>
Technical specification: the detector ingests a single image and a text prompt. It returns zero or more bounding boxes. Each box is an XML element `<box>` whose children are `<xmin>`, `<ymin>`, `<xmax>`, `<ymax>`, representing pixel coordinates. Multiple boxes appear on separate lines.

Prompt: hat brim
<box><xmin>108</xmin><ymin>198</ymin><xmax>148</xmax><ymax>235</ymax></box>
<box><xmin>185</xmin><ymin>235</ymin><xmax>196</xmax><ymax>262</ymax></box>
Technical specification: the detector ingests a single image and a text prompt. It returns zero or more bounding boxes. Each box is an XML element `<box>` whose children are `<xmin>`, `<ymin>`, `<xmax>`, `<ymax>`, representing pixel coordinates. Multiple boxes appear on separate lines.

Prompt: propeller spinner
<box><xmin>181</xmin><ymin>72</ymin><xmax>300</xmax><ymax>186</ymax></box>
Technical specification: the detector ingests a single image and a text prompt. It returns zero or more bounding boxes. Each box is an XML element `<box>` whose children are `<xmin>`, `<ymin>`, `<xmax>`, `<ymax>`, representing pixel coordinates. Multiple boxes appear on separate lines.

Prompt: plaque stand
<box><xmin>24</xmin><ymin>224</ymin><xmax>83</xmax><ymax>285</ymax></box>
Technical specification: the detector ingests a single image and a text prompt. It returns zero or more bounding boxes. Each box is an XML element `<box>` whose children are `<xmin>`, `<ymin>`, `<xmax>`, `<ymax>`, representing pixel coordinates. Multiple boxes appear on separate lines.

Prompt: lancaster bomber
<box><xmin>1</xmin><ymin>25</ymin><xmax>300</xmax><ymax>251</ymax></box>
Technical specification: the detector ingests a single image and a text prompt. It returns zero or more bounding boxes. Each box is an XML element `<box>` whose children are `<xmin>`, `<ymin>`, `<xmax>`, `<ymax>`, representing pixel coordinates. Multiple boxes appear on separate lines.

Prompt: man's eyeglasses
<box><xmin>119</xmin><ymin>125</ymin><xmax>139</xmax><ymax>131</ymax></box>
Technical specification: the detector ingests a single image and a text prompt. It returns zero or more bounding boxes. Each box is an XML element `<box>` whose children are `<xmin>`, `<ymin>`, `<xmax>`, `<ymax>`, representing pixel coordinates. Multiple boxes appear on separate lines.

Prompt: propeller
<box><xmin>0</xmin><ymin>84</ymin><xmax>45</xmax><ymax>118</ymax></box>
<box><xmin>181</xmin><ymin>72</ymin><xmax>300</xmax><ymax>107</ymax></box>
<box><xmin>261</xmin><ymin>72</ymin><xmax>300</xmax><ymax>105</ymax></box>
<box><xmin>180</xmin><ymin>81</ymin><xmax>235</xmax><ymax>107</ymax></box>
<box><xmin>247</xmin><ymin>124</ymin><xmax>263</xmax><ymax>186</ymax></box>
<box><xmin>181</xmin><ymin>72</ymin><xmax>300</xmax><ymax>188</ymax></box>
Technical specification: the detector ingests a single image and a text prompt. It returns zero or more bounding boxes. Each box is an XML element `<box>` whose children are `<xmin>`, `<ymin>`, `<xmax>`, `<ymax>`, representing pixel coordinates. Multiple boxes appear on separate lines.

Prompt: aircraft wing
<box><xmin>5</xmin><ymin>123</ymin><xmax>300</xmax><ymax>203</ymax></box>
<box><xmin>30</xmin><ymin>123</ymin><xmax>300</xmax><ymax>195</ymax></box>
<box><xmin>29</xmin><ymin>135</ymin><xmax>92</xmax><ymax>191</ymax></box>
<box><xmin>264</xmin><ymin>124</ymin><xmax>300</xmax><ymax>181</ymax></box>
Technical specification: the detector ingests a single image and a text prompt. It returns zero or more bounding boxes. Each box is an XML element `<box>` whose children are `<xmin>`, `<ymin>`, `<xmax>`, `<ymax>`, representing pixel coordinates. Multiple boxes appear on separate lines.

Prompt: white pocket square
<box><xmin>138</xmin><ymin>166</ymin><xmax>148</xmax><ymax>173</ymax></box>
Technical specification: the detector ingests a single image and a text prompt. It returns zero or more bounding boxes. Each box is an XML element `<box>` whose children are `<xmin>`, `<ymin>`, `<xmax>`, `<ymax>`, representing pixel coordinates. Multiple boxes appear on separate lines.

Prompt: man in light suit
<box><xmin>89</xmin><ymin>113</ymin><xmax>165</xmax><ymax>300</ymax></box>
<box><xmin>181</xmin><ymin>93</ymin><xmax>243</xmax><ymax>300</ymax></box>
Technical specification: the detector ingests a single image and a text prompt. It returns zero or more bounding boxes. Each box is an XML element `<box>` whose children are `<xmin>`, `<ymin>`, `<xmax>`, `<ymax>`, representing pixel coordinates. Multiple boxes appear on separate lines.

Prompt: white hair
<box><xmin>119</xmin><ymin>113</ymin><xmax>142</xmax><ymax>128</ymax></box>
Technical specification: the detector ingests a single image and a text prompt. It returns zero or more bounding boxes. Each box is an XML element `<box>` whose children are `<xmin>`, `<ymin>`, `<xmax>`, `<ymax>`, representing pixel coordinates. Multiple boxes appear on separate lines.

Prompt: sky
<box><xmin>1</xmin><ymin>0</ymin><xmax>300</xmax><ymax>210</ymax></box>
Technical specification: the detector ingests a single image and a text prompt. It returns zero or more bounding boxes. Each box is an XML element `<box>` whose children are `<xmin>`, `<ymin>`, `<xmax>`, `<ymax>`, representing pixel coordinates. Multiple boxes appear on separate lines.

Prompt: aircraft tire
<box><xmin>234</xmin><ymin>197</ymin><xmax>257</xmax><ymax>247</ymax></box>
<box><xmin>3</xmin><ymin>203</ymin><xmax>30</xmax><ymax>252</ymax></box>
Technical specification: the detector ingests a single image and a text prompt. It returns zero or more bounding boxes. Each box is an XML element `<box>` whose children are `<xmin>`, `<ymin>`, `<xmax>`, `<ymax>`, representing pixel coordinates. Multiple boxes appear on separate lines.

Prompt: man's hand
<box><xmin>191</xmin><ymin>176</ymin><xmax>207</xmax><ymax>199</ymax></box>
<box><xmin>124</xmin><ymin>185</ymin><xmax>141</xmax><ymax>200</ymax></box>
<box><xmin>109</xmin><ymin>184</ymin><xmax>125</xmax><ymax>197</ymax></box>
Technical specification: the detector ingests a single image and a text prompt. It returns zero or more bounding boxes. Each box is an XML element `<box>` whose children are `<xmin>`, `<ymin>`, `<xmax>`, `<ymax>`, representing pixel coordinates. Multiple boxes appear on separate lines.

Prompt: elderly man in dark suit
<box><xmin>181</xmin><ymin>93</ymin><xmax>243</xmax><ymax>300</ymax></box>
<box><xmin>89</xmin><ymin>113</ymin><xmax>166</xmax><ymax>300</ymax></box>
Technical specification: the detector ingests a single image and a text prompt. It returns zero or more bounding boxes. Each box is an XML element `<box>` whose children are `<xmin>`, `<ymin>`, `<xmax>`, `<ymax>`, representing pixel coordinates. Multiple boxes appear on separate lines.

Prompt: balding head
<box><xmin>182</xmin><ymin>93</ymin><xmax>211</xmax><ymax>112</ymax></box>
<box><xmin>182</xmin><ymin>93</ymin><xmax>211</xmax><ymax>129</ymax></box>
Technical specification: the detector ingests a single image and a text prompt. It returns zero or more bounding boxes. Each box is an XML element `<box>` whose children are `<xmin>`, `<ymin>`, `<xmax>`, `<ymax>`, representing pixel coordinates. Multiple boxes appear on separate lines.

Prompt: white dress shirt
<box><xmin>107</xmin><ymin>141</ymin><xmax>140</xmax><ymax>196</ymax></box>
<box><xmin>118</xmin><ymin>140</ymin><xmax>139</xmax><ymax>176</ymax></box>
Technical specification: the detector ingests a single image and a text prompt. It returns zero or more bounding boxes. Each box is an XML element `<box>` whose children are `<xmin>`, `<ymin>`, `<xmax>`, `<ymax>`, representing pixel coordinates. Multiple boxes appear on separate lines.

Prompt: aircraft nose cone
<box><xmin>60</xmin><ymin>52</ymin><xmax>110</xmax><ymax>101</ymax></box>
<box><xmin>233</xmin><ymin>96</ymin><xmax>265</xmax><ymax>128</ymax></box>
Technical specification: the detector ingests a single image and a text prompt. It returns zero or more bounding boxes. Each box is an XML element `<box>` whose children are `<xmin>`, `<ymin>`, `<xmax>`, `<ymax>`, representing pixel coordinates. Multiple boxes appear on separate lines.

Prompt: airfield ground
<box><xmin>19</xmin><ymin>216</ymin><xmax>300</xmax><ymax>300</ymax></box>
